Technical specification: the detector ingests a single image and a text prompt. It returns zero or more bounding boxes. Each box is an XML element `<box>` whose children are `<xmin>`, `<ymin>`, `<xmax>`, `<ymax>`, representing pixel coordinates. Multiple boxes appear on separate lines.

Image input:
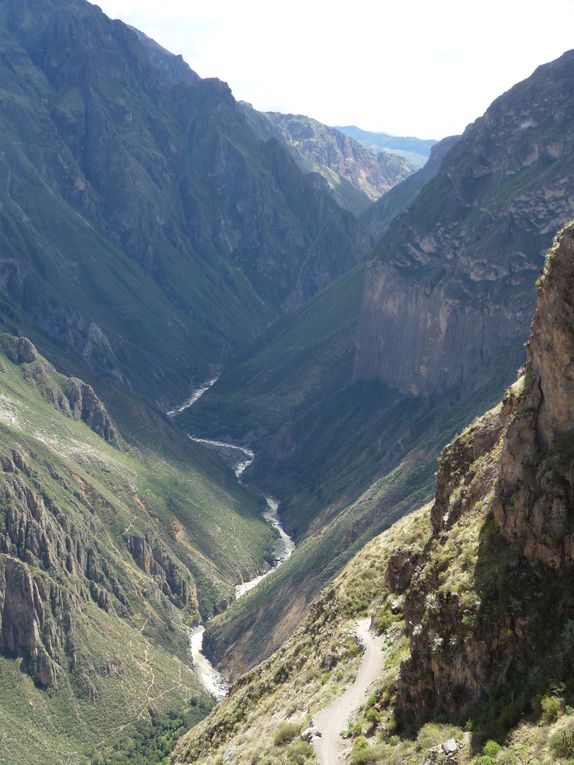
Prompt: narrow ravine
<box><xmin>312</xmin><ymin>618</ymin><xmax>385</xmax><ymax>765</ymax></box>
<box><xmin>188</xmin><ymin>627</ymin><xmax>229</xmax><ymax>700</ymax></box>
<box><xmin>167</xmin><ymin>379</ymin><xmax>295</xmax><ymax>699</ymax></box>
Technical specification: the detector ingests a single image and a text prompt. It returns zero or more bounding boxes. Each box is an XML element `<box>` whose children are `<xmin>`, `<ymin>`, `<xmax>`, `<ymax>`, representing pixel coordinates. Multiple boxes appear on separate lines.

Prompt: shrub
<box><xmin>343</xmin><ymin>722</ymin><xmax>363</xmax><ymax>739</ymax></box>
<box><xmin>272</xmin><ymin>721</ymin><xmax>300</xmax><ymax>747</ymax></box>
<box><xmin>483</xmin><ymin>740</ymin><xmax>502</xmax><ymax>757</ymax></box>
<box><xmin>350</xmin><ymin>737</ymin><xmax>379</xmax><ymax>765</ymax></box>
<box><xmin>541</xmin><ymin>694</ymin><xmax>563</xmax><ymax>724</ymax></box>
<box><xmin>476</xmin><ymin>757</ymin><xmax>495</xmax><ymax>765</ymax></box>
<box><xmin>365</xmin><ymin>708</ymin><xmax>380</xmax><ymax>725</ymax></box>
<box><xmin>286</xmin><ymin>738</ymin><xmax>313</xmax><ymax>764</ymax></box>
<box><xmin>496</xmin><ymin>752</ymin><xmax>517</xmax><ymax>765</ymax></box>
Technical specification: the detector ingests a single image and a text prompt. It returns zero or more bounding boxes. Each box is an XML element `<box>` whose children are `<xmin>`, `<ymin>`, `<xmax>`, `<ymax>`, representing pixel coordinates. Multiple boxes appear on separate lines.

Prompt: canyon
<box><xmin>0</xmin><ymin>2</ymin><xmax>573</xmax><ymax>764</ymax></box>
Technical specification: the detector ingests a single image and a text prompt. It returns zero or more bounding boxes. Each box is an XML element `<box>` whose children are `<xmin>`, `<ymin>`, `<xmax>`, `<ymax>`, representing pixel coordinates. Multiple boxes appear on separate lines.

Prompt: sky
<box><xmin>93</xmin><ymin>0</ymin><xmax>574</xmax><ymax>139</ymax></box>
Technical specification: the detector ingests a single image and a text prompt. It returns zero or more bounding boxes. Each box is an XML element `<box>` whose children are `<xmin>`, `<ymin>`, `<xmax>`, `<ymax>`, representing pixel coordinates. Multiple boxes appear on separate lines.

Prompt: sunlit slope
<box><xmin>0</xmin><ymin>334</ymin><xmax>275</xmax><ymax>764</ymax></box>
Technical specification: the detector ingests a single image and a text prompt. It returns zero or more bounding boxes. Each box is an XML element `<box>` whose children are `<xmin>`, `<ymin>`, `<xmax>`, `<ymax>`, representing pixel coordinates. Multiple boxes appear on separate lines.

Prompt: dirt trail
<box><xmin>312</xmin><ymin>618</ymin><xmax>385</xmax><ymax>765</ymax></box>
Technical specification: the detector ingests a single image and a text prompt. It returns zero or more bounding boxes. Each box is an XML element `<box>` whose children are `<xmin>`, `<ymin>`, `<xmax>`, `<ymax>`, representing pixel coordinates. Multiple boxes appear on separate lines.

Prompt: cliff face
<box><xmin>494</xmin><ymin>225</ymin><xmax>574</xmax><ymax>569</ymax></box>
<box><xmin>394</xmin><ymin>223</ymin><xmax>574</xmax><ymax>730</ymax></box>
<box><xmin>354</xmin><ymin>50</ymin><xmax>574</xmax><ymax>397</ymax></box>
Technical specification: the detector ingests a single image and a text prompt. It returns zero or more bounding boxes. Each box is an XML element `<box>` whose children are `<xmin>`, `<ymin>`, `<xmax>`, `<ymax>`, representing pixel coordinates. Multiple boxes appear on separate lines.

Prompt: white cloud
<box><xmin>92</xmin><ymin>0</ymin><xmax>574</xmax><ymax>138</ymax></box>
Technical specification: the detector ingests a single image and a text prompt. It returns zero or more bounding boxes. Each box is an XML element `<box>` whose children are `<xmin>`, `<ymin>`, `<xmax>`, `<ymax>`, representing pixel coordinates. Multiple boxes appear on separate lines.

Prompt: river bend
<box><xmin>168</xmin><ymin>379</ymin><xmax>295</xmax><ymax>699</ymax></box>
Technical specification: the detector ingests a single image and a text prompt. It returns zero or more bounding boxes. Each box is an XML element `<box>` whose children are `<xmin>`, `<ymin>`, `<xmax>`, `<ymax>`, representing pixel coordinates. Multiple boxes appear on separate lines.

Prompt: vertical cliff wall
<box><xmin>354</xmin><ymin>50</ymin><xmax>574</xmax><ymax>397</ymax></box>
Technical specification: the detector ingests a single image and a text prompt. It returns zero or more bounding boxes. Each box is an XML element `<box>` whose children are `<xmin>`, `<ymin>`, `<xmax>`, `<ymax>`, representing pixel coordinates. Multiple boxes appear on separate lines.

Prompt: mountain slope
<box><xmin>172</xmin><ymin>222</ymin><xmax>574</xmax><ymax>765</ymax></box>
<box><xmin>0</xmin><ymin>334</ymin><xmax>279</xmax><ymax>764</ymax></box>
<box><xmin>0</xmin><ymin>0</ymin><xmax>366</xmax><ymax>406</ymax></box>
<box><xmin>260</xmin><ymin>112</ymin><xmax>416</xmax><ymax>214</ymax></box>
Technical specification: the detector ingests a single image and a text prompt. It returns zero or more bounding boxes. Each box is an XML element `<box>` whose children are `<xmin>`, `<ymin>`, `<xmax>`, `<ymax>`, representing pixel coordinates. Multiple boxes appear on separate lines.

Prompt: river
<box><xmin>168</xmin><ymin>378</ymin><xmax>295</xmax><ymax>699</ymax></box>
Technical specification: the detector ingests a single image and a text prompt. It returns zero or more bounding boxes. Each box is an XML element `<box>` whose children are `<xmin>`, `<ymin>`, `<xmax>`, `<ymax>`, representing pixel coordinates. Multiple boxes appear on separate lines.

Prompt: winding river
<box><xmin>168</xmin><ymin>379</ymin><xmax>295</xmax><ymax>699</ymax></box>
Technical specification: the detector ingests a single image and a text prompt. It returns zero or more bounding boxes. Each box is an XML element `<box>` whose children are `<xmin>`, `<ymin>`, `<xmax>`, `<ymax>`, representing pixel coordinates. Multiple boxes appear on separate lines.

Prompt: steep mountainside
<box><xmin>354</xmin><ymin>50</ymin><xmax>574</xmax><ymax>396</ymax></box>
<box><xmin>0</xmin><ymin>0</ymin><xmax>366</xmax><ymax>406</ymax></box>
<box><xmin>173</xmin><ymin>222</ymin><xmax>574</xmax><ymax>765</ymax></box>
<box><xmin>259</xmin><ymin>112</ymin><xmax>416</xmax><ymax>214</ymax></box>
<box><xmin>363</xmin><ymin>134</ymin><xmax>461</xmax><ymax>240</ymax></box>
<box><xmin>0</xmin><ymin>334</ymin><xmax>277</xmax><ymax>764</ymax></box>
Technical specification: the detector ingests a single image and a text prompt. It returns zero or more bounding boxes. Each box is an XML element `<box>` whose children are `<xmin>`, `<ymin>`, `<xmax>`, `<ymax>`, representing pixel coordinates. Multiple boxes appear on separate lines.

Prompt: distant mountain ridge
<box><xmin>336</xmin><ymin>124</ymin><xmax>436</xmax><ymax>167</ymax></box>
<box><xmin>249</xmin><ymin>110</ymin><xmax>417</xmax><ymax>214</ymax></box>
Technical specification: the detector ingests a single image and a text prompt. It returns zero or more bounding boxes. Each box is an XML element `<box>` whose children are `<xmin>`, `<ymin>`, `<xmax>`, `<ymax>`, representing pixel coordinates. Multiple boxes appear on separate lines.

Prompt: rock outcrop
<box><xmin>126</xmin><ymin>533</ymin><xmax>195</xmax><ymax>609</ymax></box>
<box><xmin>0</xmin><ymin>555</ymin><xmax>71</xmax><ymax>688</ymax></box>
<box><xmin>494</xmin><ymin>224</ymin><xmax>574</xmax><ymax>568</ymax></box>
<box><xmin>0</xmin><ymin>448</ymin><xmax>136</xmax><ymax>687</ymax></box>
<box><xmin>64</xmin><ymin>379</ymin><xmax>120</xmax><ymax>446</ymax></box>
<box><xmin>0</xmin><ymin>335</ymin><xmax>120</xmax><ymax>446</ymax></box>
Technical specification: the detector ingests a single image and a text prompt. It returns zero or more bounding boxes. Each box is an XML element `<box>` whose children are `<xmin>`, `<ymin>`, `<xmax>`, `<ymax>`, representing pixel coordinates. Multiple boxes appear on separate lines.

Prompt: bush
<box><xmin>476</xmin><ymin>757</ymin><xmax>495</xmax><ymax>765</ymax></box>
<box><xmin>343</xmin><ymin>721</ymin><xmax>363</xmax><ymax>739</ymax></box>
<box><xmin>286</xmin><ymin>738</ymin><xmax>313</xmax><ymax>764</ymax></box>
<box><xmin>541</xmin><ymin>694</ymin><xmax>563</xmax><ymax>724</ymax></box>
<box><xmin>483</xmin><ymin>740</ymin><xmax>502</xmax><ymax>757</ymax></box>
<box><xmin>365</xmin><ymin>708</ymin><xmax>380</xmax><ymax>725</ymax></box>
<box><xmin>373</xmin><ymin>605</ymin><xmax>395</xmax><ymax>634</ymax></box>
<box><xmin>350</xmin><ymin>737</ymin><xmax>379</xmax><ymax>765</ymax></box>
<box><xmin>273</xmin><ymin>721</ymin><xmax>300</xmax><ymax>747</ymax></box>
<box><xmin>496</xmin><ymin>752</ymin><xmax>517</xmax><ymax>765</ymax></box>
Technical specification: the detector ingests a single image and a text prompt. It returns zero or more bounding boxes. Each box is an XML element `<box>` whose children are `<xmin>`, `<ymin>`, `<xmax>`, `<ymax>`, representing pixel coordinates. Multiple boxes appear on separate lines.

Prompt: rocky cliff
<box><xmin>260</xmin><ymin>112</ymin><xmax>416</xmax><ymax>214</ymax></box>
<box><xmin>354</xmin><ymin>50</ymin><xmax>574</xmax><ymax>397</ymax></box>
<box><xmin>394</xmin><ymin>222</ymin><xmax>574</xmax><ymax>736</ymax></box>
<box><xmin>494</xmin><ymin>225</ymin><xmax>574</xmax><ymax>569</ymax></box>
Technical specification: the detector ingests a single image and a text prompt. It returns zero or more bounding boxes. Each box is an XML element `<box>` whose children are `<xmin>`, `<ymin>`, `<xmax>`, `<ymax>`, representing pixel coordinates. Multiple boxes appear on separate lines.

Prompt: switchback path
<box><xmin>312</xmin><ymin>618</ymin><xmax>385</xmax><ymax>765</ymax></box>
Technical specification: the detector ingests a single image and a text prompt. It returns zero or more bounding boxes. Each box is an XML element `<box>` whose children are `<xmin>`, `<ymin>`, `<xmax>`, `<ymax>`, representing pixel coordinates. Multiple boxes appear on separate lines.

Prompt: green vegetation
<box><xmin>272</xmin><ymin>722</ymin><xmax>301</xmax><ymax>746</ymax></box>
<box><xmin>89</xmin><ymin>705</ymin><xmax>209</xmax><ymax>765</ymax></box>
<box><xmin>0</xmin><ymin>337</ymin><xmax>279</xmax><ymax>764</ymax></box>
